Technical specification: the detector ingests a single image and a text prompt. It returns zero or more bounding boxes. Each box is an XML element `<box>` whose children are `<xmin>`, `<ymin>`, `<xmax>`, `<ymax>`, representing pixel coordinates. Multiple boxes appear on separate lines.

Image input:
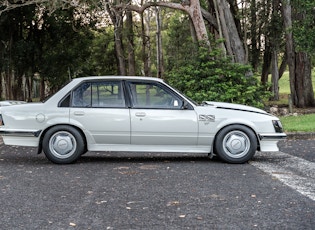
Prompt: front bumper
<box><xmin>258</xmin><ymin>133</ymin><xmax>287</xmax><ymax>152</ymax></box>
<box><xmin>259</xmin><ymin>133</ymin><xmax>287</xmax><ymax>140</ymax></box>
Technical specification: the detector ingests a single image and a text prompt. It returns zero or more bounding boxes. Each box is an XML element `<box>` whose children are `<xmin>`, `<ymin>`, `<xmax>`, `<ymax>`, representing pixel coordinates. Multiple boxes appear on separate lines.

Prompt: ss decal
<box><xmin>199</xmin><ymin>114</ymin><xmax>215</xmax><ymax>122</ymax></box>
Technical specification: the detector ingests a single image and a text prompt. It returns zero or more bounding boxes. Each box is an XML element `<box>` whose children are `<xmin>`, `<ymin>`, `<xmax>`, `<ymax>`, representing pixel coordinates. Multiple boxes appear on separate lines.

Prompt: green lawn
<box><xmin>278</xmin><ymin>70</ymin><xmax>315</xmax><ymax>94</ymax></box>
<box><xmin>280</xmin><ymin>114</ymin><xmax>315</xmax><ymax>132</ymax></box>
<box><xmin>268</xmin><ymin>70</ymin><xmax>315</xmax><ymax>105</ymax></box>
<box><xmin>269</xmin><ymin>70</ymin><xmax>315</xmax><ymax>132</ymax></box>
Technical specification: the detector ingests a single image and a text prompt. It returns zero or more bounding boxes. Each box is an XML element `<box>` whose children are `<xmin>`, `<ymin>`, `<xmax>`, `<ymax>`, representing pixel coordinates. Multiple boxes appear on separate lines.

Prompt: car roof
<box><xmin>71</xmin><ymin>76</ymin><xmax>164</xmax><ymax>83</ymax></box>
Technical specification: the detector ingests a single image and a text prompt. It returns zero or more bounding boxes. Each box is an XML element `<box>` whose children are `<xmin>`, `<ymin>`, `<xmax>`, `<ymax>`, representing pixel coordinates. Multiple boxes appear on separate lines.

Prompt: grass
<box><xmin>280</xmin><ymin>114</ymin><xmax>315</xmax><ymax>132</ymax></box>
<box><xmin>267</xmin><ymin>70</ymin><xmax>315</xmax><ymax>105</ymax></box>
<box><xmin>273</xmin><ymin>70</ymin><xmax>315</xmax><ymax>132</ymax></box>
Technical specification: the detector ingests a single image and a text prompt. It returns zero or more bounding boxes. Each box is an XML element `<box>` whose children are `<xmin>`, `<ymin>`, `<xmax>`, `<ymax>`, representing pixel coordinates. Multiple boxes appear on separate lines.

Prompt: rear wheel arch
<box><xmin>39</xmin><ymin>124</ymin><xmax>87</xmax><ymax>155</ymax></box>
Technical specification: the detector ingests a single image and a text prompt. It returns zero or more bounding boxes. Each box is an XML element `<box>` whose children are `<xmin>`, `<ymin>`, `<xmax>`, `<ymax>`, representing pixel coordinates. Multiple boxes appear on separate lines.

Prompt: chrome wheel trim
<box><xmin>48</xmin><ymin>131</ymin><xmax>77</xmax><ymax>159</ymax></box>
<box><xmin>222</xmin><ymin>130</ymin><xmax>250</xmax><ymax>159</ymax></box>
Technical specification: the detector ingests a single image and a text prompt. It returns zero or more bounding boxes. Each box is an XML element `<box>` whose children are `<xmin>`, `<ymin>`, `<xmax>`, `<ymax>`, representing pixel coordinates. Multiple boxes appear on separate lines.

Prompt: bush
<box><xmin>165</xmin><ymin>47</ymin><xmax>270</xmax><ymax>108</ymax></box>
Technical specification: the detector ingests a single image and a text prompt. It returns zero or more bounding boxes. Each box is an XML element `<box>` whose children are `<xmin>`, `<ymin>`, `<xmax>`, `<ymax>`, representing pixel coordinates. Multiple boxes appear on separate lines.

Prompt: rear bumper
<box><xmin>0</xmin><ymin>129</ymin><xmax>42</xmax><ymax>137</ymax></box>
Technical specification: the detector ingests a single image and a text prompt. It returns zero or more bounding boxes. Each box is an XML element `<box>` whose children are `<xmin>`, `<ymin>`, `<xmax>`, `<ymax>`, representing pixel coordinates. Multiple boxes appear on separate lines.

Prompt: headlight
<box><xmin>272</xmin><ymin>120</ymin><xmax>283</xmax><ymax>133</ymax></box>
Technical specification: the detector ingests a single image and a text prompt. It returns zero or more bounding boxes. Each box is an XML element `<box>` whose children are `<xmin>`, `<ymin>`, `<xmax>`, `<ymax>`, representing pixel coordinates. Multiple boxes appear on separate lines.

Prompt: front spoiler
<box><xmin>259</xmin><ymin>133</ymin><xmax>287</xmax><ymax>140</ymax></box>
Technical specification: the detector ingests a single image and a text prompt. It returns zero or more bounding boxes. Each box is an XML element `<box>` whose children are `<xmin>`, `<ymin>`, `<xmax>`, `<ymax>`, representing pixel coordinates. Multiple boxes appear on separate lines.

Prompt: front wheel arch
<box><xmin>213</xmin><ymin>124</ymin><xmax>259</xmax><ymax>163</ymax></box>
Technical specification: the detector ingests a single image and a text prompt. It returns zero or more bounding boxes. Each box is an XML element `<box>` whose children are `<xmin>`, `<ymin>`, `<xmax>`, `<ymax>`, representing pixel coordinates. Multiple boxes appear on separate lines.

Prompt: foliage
<box><xmin>164</xmin><ymin>12</ymin><xmax>198</xmax><ymax>72</ymax></box>
<box><xmin>84</xmin><ymin>28</ymin><xmax>117</xmax><ymax>76</ymax></box>
<box><xmin>292</xmin><ymin>0</ymin><xmax>315</xmax><ymax>55</ymax></box>
<box><xmin>165</xmin><ymin>46</ymin><xmax>270</xmax><ymax>108</ymax></box>
<box><xmin>0</xmin><ymin>5</ymin><xmax>37</xmax><ymax>74</ymax></box>
<box><xmin>38</xmin><ymin>9</ymin><xmax>94</xmax><ymax>90</ymax></box>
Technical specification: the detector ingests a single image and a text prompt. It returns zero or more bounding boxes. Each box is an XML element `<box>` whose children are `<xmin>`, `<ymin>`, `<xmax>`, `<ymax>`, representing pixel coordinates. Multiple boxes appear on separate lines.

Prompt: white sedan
<box><xmin>0</xmin><ymin>76</ymin><xmax>286</xmax><ymax>164</ymax></box>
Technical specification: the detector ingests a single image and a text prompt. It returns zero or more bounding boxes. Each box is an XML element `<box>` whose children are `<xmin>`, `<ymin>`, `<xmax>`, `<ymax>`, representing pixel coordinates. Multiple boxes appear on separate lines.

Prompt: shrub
<box><xmin>165</xmin><ymin>47</ymin><xmax>270</xmax><ymax>108</ymax></box>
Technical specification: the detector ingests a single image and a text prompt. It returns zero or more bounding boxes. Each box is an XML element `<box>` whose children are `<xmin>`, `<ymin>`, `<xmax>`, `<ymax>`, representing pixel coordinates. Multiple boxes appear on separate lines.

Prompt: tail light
<box><xmin>0</xmin><ymin>114</ymin><xmax>3</xmax><ymax>126</ymax></box>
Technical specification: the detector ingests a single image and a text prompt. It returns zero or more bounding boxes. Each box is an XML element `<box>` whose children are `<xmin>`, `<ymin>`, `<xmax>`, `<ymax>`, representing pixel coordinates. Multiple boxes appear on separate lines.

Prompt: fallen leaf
<box><xmin>114</xmin><ymin>167</ymin><xmax>130</xmax><ymax>170</ymax></box>
<box><xmin>139</xmin><ymin>165</ymin><xmax>158</xmax><ymax>170</ymax></box>
<box><xmin>96</xmin><ymin>200</ymin><xmax>107</xmax><ymax>205</ymax></box>
<box><xmin>167</xmin><ymin>201</ymin><xmax>180</xmax><ymax>206</ymax></box>
<box><xmin>118</xmin><ymin>171</ymin><xmax>139</xmax><ymax>175</ymax></box>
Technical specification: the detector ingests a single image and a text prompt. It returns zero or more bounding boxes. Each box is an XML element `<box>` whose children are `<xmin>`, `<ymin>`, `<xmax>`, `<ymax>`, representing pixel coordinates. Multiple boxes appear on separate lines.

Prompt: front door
<box><xmin>127</xmin><ymin>81</ymin><xmax>198</xmax><ymax>146</ymax></box>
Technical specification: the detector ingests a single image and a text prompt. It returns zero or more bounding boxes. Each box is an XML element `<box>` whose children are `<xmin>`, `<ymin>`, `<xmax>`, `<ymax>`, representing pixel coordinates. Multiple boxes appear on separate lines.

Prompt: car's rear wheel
<box><xmin>214</xmin><ymin>125</ymin><xmax>257</xmax><ymax>163</ymax></box>
<box><xmin>43</xmin><ymin>125</ymin><xmax>85</xmax><ymax>164</ymax></box>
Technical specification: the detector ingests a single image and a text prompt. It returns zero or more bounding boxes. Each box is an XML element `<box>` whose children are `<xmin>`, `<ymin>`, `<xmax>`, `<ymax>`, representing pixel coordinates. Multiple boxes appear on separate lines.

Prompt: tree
<box><xmin>140</xmin><ymin>2</ymin><xmax>152</xmax><ymax>77</ymax></box>
<box><xmin>0</xmin><ymin>5</ymin><xmax>40</xmax><ymax>100</ymax></box>
<box><xmin>0</xmin><ymin>4</ymin><xmax>102</xmax><ymax>100</ymax></box>
<box><xmin>281</xmin><ymin>0</ymin><xmax>315</xmax><ymax>107</ymax></box>
<box><xmin>211</xmin><ymin>0</ymin><xmax>246</xmax><ymax>63</ymax></box>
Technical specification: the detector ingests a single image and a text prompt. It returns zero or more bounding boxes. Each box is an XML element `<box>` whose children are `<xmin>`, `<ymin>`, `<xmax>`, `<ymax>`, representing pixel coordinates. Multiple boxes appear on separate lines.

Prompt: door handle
<box><xmin>135</xmin><ymin>112</ymin><xmax>146</xmax><ymax>117</ymax></box>
<box><xmin>74</xmin><ymin>111</ymin><xmax>85</xmax><ymax>116</ymax></box>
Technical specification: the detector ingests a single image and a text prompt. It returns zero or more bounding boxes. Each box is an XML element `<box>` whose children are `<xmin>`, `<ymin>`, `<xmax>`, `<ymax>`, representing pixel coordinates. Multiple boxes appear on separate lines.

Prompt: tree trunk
<box><xmin>271</xmin><ymin>50</ymin><xmax>279</xmax><ymax>100</ymax></box>
<box><xmin>0</xmin><ymin>73</ymin><xmax>2</xmax><ymax>100</ymax></box>
<box><xmin>302</xmin><ymin>57</ymin><xmax>315</xmax><ymax>106</ymax></box>
<box><xmin>106</xmin><ymin>3</ymin><xmax>126</xmax><ymax>75</ymax></box>
<box><xmin>281</xmin><ymin>0</ymin><xmax>296</xmax><ymax>104</ymax></box>
<box><xmin>141</xmin><ymin>8</ymin><xmax>152</xmax><ymax>77</ymax></box>
<box><xmin>40</xmin><ymin>76</ymin><xmax>45</xmax><ymax>101</ymax></box>
<box><xmin>155</xmin><ymin>7</ymin><xmax>164</xmax><ymax>78</ymax></box>
<box><xmin>281</xmin><ymin>0</ymin><xmax>315</xmax><ymax>107</ymax></box>
<box><xmin>189</xmin><ymin>18</ymin><xmax>198</xmax><ymax>44</ymax></box>
<box><xmin>187</xmin><ymin>0</ymin><xmax>210</xmax><ymax>45</ymax></box>
<box><xmin>114</xmin><ymin>13</ymin><xmax>126</xmax><ymax>75</ymax></box>
<box><xmin>215</xmin><ymin>0</ymin><xmax>246</xmax><ymax>63</ymax></box>
<box><xmin>295</xmin><ymin>52</ymin><xmax>315</xmax><ymax>107</ymax></box>
<box><xmin>250</xmin><ymin>0</ymin><xmax>260</xmax><ymax>71</ymax></box>
<box><xmin>126</xmin><ymin>10</ymin><xmax>136</xmax><ymax>76</ymax></box>
<box><xmin>261</xmin><ymin>42</ymin><xmax>271</xmax><ymax>85</ymax></box>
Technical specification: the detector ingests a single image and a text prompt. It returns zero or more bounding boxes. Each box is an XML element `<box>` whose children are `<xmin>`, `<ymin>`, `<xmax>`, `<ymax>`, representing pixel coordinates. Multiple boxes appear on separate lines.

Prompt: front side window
<box><xmin>128</xmin><ymin>82</ymin><xmax>182</xmax><ymax>109</ymax></box>
<box><xmin>72</xmin><ymin>81</ymin><xmax>125</xmax><ymax>108</ymax></box>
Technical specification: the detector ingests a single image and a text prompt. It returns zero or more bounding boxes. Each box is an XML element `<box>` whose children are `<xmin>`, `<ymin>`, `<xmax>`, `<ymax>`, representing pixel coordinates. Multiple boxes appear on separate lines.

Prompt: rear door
<box><xmin>69</xmin><ymin>80</ymin><xmax>130</xmax><ymax>144</ymax></box>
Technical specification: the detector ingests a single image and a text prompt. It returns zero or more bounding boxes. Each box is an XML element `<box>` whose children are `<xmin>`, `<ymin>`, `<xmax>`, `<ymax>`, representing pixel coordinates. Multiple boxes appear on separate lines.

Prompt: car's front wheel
<box><xmin>43</xmin><ymin>125</ymin><xmax>85</xmax><ymax>164</ymax></box>
<box><xmin>214</xmin><ymin>125</ymin><xmax>257</xmax><ymax>163</ymax></box>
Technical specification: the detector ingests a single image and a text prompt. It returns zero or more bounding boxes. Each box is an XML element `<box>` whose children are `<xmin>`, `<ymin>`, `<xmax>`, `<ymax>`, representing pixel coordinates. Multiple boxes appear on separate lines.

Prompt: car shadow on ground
<box><xmin>77</xmin><ymin>152</ymin><xmax>222</xmax><ymax>164</ymax></box>
<box><xmin>0</xmin><ymin>145</ymin><xmax>225</xmax><ymax>165</ymax></box>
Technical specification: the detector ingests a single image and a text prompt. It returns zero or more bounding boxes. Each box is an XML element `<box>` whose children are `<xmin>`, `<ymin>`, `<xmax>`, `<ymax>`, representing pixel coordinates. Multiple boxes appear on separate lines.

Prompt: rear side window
<box><xmin>71</xmin><ymin>81</ymin><xmax>125</xmax><ymax>108</ymax></box>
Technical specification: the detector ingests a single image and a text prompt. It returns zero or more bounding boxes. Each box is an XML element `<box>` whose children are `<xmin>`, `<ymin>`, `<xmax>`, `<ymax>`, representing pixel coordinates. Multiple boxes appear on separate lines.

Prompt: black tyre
<box><xmin>214</xmin><ymin>125</ymin><xmax>257</xmax><ymax>163</ymax></box>
<box><xmin>43</xmin><ymin>125</ymin><xmax>85</xmax><ymax>164</ymax></box>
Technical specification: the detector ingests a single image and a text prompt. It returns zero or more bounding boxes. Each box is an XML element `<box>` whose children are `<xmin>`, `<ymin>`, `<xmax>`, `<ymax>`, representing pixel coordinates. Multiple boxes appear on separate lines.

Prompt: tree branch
<box><xmin>115</xmin><ymin>1</ymin><xmax>188</xmax><ymax>14</ymax></box>
<box><xmin>116</xmin><ymin>1</ymin><xmax>217</xmax><ymax>29</ymax></box>
<box><xmin>0</xmin><ymin>0</ymin><xmax>80</xmax><ymax>15</ymax></box>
